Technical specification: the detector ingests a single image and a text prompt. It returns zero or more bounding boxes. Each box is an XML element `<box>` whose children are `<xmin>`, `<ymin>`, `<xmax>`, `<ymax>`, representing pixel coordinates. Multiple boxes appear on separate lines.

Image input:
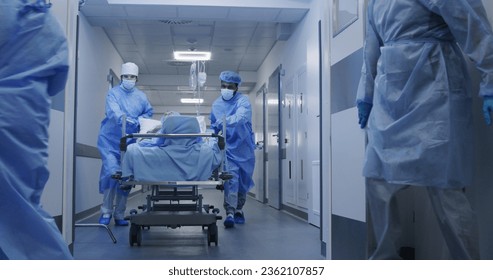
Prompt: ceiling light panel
<box><xmin>173</xmin><ymin>51</ymin><xmax>211</xmax><ymax>61</ymax></box>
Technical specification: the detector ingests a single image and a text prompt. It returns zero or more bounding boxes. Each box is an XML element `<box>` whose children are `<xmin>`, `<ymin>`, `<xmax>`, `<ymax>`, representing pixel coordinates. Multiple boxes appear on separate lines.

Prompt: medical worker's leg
<box><xmin>113</xmin><ymin>190</ymin><xmax>129</xmax><ymax>226</ymax></box>
<box><xmin>366</xmin><ymin>178</ymin><xmax>407</xmax><ymax>260</ymax></box>
<box><xmin>233</xmin><ymin>191</ymin><xmax>247</xmax><ymax>224</ymax></box>
<box><xmin>223</xmin><ymin>163</ymin><xmax>239</xmax><ymax>227</ymax></box>
<box><xmin>237</xmin><ymin>191</ymin><xmax>247</xmax><ymax>211</ymax></box>
<box><xmin>223</xmin><ymin>163</ymin><xmax>240</xmax><ymax>215</ymax></box>
<box><xmin>101</xmin><ymin>187</ymin><xmax>116</xmax><ymax>216</ymax></box>
<box><xmin>427</xmin><ymin>187</ymin><xmax>480</xmax><ymax>259</ymax></box>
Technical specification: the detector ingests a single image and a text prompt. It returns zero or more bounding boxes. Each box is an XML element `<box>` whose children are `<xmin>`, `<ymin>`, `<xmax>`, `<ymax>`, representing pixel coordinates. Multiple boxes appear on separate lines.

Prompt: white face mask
<box><xmin>221</xmin><ymin>88</ymin><xmax>235</xmax><ymax>100</ymax></box>
<box><xmin>121</xmin><ymin>79</ymin><xmax>136</xmax><ymax>91</ymax></box>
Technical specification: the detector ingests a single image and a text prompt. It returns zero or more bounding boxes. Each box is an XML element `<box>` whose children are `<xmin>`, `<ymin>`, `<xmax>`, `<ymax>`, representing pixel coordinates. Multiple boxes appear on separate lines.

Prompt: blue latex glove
<box><xmin>482</xmin><ymin>96</ymin><xmax>493</xmax><ymax>126</ymax></box>
<box><xmin>125</xmin><ymin>117</ymin><xmax>139</xmax><ymax>133</ymax></box>
<box><xmin>357</xmin><ymin>101</ymin><xmax>373</xmax><ymax>129</ymax></box>
<box><xmin>214</xmin><ymin>119</ymin><xmax>224</xmax><ymax>131</ymax></box>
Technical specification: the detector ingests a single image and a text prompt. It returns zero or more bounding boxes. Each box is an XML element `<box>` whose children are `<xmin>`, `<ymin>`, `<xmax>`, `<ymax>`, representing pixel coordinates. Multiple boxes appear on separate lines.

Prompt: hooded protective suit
<box><xmin>0</xmin><ymin>0</ymin><xmax>72</xmax><ymax>259</ymax></box>
<box><xmin>357</xmin><ymin>0</ymin><xmax>493</xmax><ymax>260</ymax></box>
<box><xmin>122</xmin><ymin>115</ymin><xmax>222</xmax><ymax>182</ymax></box>
<box><xmin>357</xmin><ymin>0</ymin><xmax>493</xmax><ymax>188</ymax></box>
<box><xmin>97</xmin><ymin>83</ymin><xmax>153</xmax><ymax>195</ymax></box>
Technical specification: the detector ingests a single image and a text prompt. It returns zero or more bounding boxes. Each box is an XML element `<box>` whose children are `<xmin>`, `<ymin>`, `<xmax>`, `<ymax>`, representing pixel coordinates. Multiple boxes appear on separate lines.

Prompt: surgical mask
<box><xmin>221</xmin><ymin>88</ymin><xmax>235</xmax><ymax>100</ymax></box>
<box><xmin>121</xmin><ymin>79</ymin><xmax>136</xmax><ymax>91</ymax></box>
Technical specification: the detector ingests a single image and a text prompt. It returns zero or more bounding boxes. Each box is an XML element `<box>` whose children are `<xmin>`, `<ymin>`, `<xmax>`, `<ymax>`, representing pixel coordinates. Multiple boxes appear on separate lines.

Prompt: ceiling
<box><xmin>79</xmin><ymin>0</ymin><xmax>310</xmax><ymax>115</ymax></box>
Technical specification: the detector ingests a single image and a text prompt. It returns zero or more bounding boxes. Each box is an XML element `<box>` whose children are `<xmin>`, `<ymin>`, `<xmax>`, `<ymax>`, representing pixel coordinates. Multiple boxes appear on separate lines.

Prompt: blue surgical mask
<box><xmin>121</xmin><ymin>79</ymin><xmax>136</xmax><ymax>91</ymax></box>
<box><xmin>221</xmin><ymin>88</ymin><xmax>235</xmax><ymax>100</ymax></box>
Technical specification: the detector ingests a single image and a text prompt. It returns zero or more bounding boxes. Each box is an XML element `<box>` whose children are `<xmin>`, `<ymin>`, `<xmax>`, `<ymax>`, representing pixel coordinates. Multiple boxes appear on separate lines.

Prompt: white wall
<box><xmin>75</xmin><ymin>13</ymin><xmax>124</xmax><ymax>215</ymax></box>
<box><xmin>329</xmin><ymin>0</ymin><xmax>366</xmax><ymax>222</ymax></box>
<box><xmin>77</xmin><ymin>15</ymin><xmax>124</xmax><ymax>147</ymax></box>
<box><xmin>253</xmin><ymin>0</ymin><xmax>324</xmax><ymax>256</ymax></box>
<box><xmin>41</xmin><ymin>0</ymin><xmax>78</xmax><ymax>247</ymax></box>
<box><xmin>255</xmin><ymin>0</ymin><xmax>322</xmax><ymax>205</ymax></box>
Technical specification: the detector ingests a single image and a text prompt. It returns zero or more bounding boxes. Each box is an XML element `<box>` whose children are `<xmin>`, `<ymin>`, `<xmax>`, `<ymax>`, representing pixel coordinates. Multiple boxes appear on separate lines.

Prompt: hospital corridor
<box><xmin>2</xmin><ymin>0</ymin><xmax>493</xmax><ymax>264</ymax></box>
<box><xmin>73</xmin><ymin>188</ymin><xmax>322</xmax><ymax>260</ymax></box>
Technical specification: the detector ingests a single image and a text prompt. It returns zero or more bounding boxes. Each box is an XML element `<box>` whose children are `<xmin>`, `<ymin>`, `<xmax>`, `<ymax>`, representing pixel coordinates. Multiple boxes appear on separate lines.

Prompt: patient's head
<box><xmin>161</xmin><ymin>115</ymin><xmax>201</xmax><ymax>146</ymax></box>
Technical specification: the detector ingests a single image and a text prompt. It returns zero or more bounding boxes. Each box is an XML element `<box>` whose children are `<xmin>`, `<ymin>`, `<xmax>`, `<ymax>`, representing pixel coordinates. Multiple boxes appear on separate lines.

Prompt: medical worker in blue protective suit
<box><xmin>0</xmin><ymin>0</ymin><xmax>72</xmax><ymax>259</ymax></box>
<box><xmin>357</xmin><ymin>0</ymin><xmax>493</xmax><ymax>259</ymax></box>
<box><xmin>121</xmin><ymin>114</ymin><xmax>223</xmax><ymax>182</ymax></box>
<box><xmin>210</xmin><ymin>71</ymin><xmax>255</xmax><ymax>228</ymax></box>
<box><xmin>97</xmin><ymin>62</ymin><xmax>153</xmax><ymax>226</ymax></box>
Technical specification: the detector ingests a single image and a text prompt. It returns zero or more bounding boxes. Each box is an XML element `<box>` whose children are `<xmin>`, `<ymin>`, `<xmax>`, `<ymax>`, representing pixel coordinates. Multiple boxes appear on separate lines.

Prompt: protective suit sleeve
<box><xmin>221</xmin><ymin>96</ymin><xmax>252</xmax><ymax>129</ymax></box>
<box><xmin>140</xmin><ymin>98</ymin><xmax>153</xmax><ymax>118</ymax></box>
<box><xmin>105</xmin><ymin>92</ymin><xmax>126</xmax><ymax>126</ymax></box>
<box><xmin>355</xmin><ymin>3</ymin><xmax>382</xmax><ymax>105</ymax></box>
<box><xmin>420</xmin><ymin>0</ymin><xmax>493</xmax><ymax>97</ymax></box>
<box><xmin>125</xmin><ymin>117</ymin><xmax>139</xmax><ymax>133</ymax></box>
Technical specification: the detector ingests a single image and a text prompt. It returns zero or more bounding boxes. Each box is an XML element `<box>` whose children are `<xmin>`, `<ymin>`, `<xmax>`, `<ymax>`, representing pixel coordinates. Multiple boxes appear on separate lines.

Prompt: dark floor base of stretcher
<box><xmin>126</xmin><ymin>210</ymin><xmax>221</xmax><ymax>247</ymax></box>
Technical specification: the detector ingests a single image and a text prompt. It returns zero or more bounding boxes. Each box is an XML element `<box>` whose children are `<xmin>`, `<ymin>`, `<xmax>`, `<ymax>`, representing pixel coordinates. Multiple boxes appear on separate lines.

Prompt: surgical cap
<box><xmin>122</xmin><ymin>62</ymin><xmax>139</xmax><ymax>76</ymax></box>
<box><xmin>219</xmin><ymin>71</ymin><xmax>241</xmax><ymax>85</ymax></box>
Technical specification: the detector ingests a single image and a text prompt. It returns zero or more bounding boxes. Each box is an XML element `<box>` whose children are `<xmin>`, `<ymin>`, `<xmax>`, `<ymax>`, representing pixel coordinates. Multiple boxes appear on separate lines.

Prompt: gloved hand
<box><xmin>357</xmin><ymin>101</ymin><xmax>373</xmax><ymax>129</ymax></box>
<box><xmin>482</xmin><ymin>96</ymin><xmax>493</xmax><ymax>126</ymax></box>
<box><xmin>214</xmin><ymin>119</ymin><xmax>224</xmax><ymax>131</ymax></box>
<box><xmin>125</xmin><ymin>117</ymin><xmax>139</xmax><ymax>133</ymax></box>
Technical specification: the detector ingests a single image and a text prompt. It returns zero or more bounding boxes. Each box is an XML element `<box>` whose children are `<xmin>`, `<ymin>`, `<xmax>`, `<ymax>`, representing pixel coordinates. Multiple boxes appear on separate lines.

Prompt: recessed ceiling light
<box><xmin>180</xmin><ymin>98</ymin><xmax>204</xmax><ymax>104</ymax></box>
<box><xmin>173</xmin><ymin>51</ymin><xmax>211</xmax><ymax>61</ymax></box>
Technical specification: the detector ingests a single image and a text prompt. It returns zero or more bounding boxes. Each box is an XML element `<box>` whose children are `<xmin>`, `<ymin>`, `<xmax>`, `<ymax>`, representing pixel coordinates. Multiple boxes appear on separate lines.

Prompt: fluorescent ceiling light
<box><xmin>180</xmin><ymin>98</ymin><xmax>204</xmax><ymax>104</ymax></box>
<box><xmin>174</xmin><ymin>51</ymin><xmax>211</xmax><ymax>61</ymax></box>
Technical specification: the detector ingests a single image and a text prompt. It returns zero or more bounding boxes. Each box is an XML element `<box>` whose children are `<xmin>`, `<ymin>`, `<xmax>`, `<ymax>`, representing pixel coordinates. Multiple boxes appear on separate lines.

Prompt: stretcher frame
<box><xmin>116</xmin><ymin>127</ymin><xmax>230</xmax><ymax>247</ymax></box>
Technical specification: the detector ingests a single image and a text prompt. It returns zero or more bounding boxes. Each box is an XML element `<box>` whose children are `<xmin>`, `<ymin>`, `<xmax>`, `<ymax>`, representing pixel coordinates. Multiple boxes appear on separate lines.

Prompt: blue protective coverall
<box><xmin>357</xmin><ymin>0</ymin><xmax>493</xmax><ymax>259</ymax></box>
<box><xmin>97</xmin><ymin>83</ymin><xmax>153</xmax><ymax>219</ymax></box>
<box><xmin>0</xmin><ymin>0</ymin><xmax>72</xmax><ymax>259</ymax></box>
<box><xmin>122</xmin><ymin>115</ymin><xmax>222</xmax><ymax>182</ymax></box>
<box><xmin>210</xmin><ymin>92</ymin><xmax>255</xmax><ymax>214</ymax></box>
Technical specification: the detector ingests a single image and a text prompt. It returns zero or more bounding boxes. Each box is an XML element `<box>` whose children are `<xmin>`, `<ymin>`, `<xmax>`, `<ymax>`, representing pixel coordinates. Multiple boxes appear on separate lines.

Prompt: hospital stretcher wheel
<box><xmin>207</xmin><ymin>223</ymin><xmax>218</xmax><ymax>246</ymax></box>
<box><xmin>129</xmin><ymin>223</ymin><xmax>142</xmax><ymax>246</ymax></box>
<box><xmin>136</xmin><ymin>226</ymin><xmax>142</xmax><ymax>246</ymax></box>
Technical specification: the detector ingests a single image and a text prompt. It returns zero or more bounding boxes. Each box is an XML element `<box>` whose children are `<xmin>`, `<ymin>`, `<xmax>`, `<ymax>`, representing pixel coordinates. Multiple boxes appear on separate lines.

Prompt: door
<box><xmin>252</xmin><ymin>85</ymin><xmax>267</xmax><ymax>203</ymax></box>
<box><xmin>267</xmin><ymin>66</ymin><xmax>281</xmax><ymax>209</ymax></box>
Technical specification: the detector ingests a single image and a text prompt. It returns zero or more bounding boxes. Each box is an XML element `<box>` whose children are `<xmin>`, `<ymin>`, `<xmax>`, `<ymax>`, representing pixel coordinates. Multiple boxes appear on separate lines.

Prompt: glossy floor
<box><xmin>73</xmin><ymin>188</ymin><xmax>323</xmax><ymax>260</ymax></box>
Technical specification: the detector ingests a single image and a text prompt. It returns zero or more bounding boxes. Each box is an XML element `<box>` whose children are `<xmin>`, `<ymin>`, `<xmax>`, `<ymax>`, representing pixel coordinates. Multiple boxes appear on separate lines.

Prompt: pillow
<box><xmin>138</xmin><ymin>117</ymin><xmax>161</xmax><ymax>134</ymax></box>
<box><xmin>196</xmin><ymin>115</ymin><xmax>206</xmax><ymax>133</ymax></box>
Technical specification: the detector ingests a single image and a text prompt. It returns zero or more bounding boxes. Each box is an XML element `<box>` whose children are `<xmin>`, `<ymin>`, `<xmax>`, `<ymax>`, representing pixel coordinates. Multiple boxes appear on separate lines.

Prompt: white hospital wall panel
<box><xmin>75</xmin><ymin>157</ymin><xmax>103</xmax><ymax>214</ymax></box>
<box><xmin>330</xmin><ymin>107</ymin><xmax>366</xmax><ymax>222</ymax></box>
<box><xmin>77</xmin><ymin>13</ymin><xmax>124</xmax><ymax>147</ymax></box>
<box><xmin>42</xmin><ymin>109</ymin><xmax>64</xmax><ymax>216</ymax></box>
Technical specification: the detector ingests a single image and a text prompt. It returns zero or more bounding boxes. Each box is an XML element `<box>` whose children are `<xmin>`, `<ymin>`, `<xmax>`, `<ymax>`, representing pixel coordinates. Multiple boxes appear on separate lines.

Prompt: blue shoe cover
<box><xmin>234</xmin><ymin>212</ymin><xmax>245</xmax><ymax>224</ymax></box>
<box><xmin>114</xmin><ymin>219</ymin><xmax>129</xmax><ymax>226</ymax></box>
<box><xmin>99</xmin><ymin>214</ymin><xmax>111</xmax><ymax>225</ymax></box>
<box><xmin>224</xmin><ymin>214</ymin><xmax>235</xmax><ymax>228</ymax></box>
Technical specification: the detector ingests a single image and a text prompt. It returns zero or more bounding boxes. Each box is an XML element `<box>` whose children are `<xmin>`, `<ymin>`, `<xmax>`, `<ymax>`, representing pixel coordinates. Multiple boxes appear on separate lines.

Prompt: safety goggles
<box><xmin>122</xmin><ymin>74</ymin><xmax>137</xmax><ymax>81</ymax></box>
<box><xmin>220</xmin><ymin>82</ymin><xmax>237</xmax><ymax>90</ymax></box>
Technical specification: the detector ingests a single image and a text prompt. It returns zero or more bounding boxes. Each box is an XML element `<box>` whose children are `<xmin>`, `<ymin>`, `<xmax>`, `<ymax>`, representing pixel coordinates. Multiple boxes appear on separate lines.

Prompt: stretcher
<box><xmin>115</xmin><ymin>129</ymin><xmax>231</xmax><ymax>247</ymax></box>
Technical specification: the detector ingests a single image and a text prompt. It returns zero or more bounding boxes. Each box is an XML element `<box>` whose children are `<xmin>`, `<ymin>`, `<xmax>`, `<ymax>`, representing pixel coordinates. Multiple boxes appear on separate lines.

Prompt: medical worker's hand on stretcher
<box><xmin>125</xmin><ymin>117</ymin><xmax>139</xmax><ymax>133</ymax></box>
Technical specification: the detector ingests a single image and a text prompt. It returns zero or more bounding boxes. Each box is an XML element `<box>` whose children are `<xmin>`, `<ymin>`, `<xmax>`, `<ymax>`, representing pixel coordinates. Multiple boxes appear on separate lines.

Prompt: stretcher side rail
<box><xmin>119</xmin><ymin>133</ymin><xmax>225</xmax><ymax>152</ymax></box>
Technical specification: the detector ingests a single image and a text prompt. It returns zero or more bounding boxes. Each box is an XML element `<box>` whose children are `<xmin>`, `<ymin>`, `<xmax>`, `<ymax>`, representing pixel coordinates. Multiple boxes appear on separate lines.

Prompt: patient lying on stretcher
<box><xmin>121</xmin><ymin>114</ymin><xmax>222</xmax><ymax>182</ymax></box>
